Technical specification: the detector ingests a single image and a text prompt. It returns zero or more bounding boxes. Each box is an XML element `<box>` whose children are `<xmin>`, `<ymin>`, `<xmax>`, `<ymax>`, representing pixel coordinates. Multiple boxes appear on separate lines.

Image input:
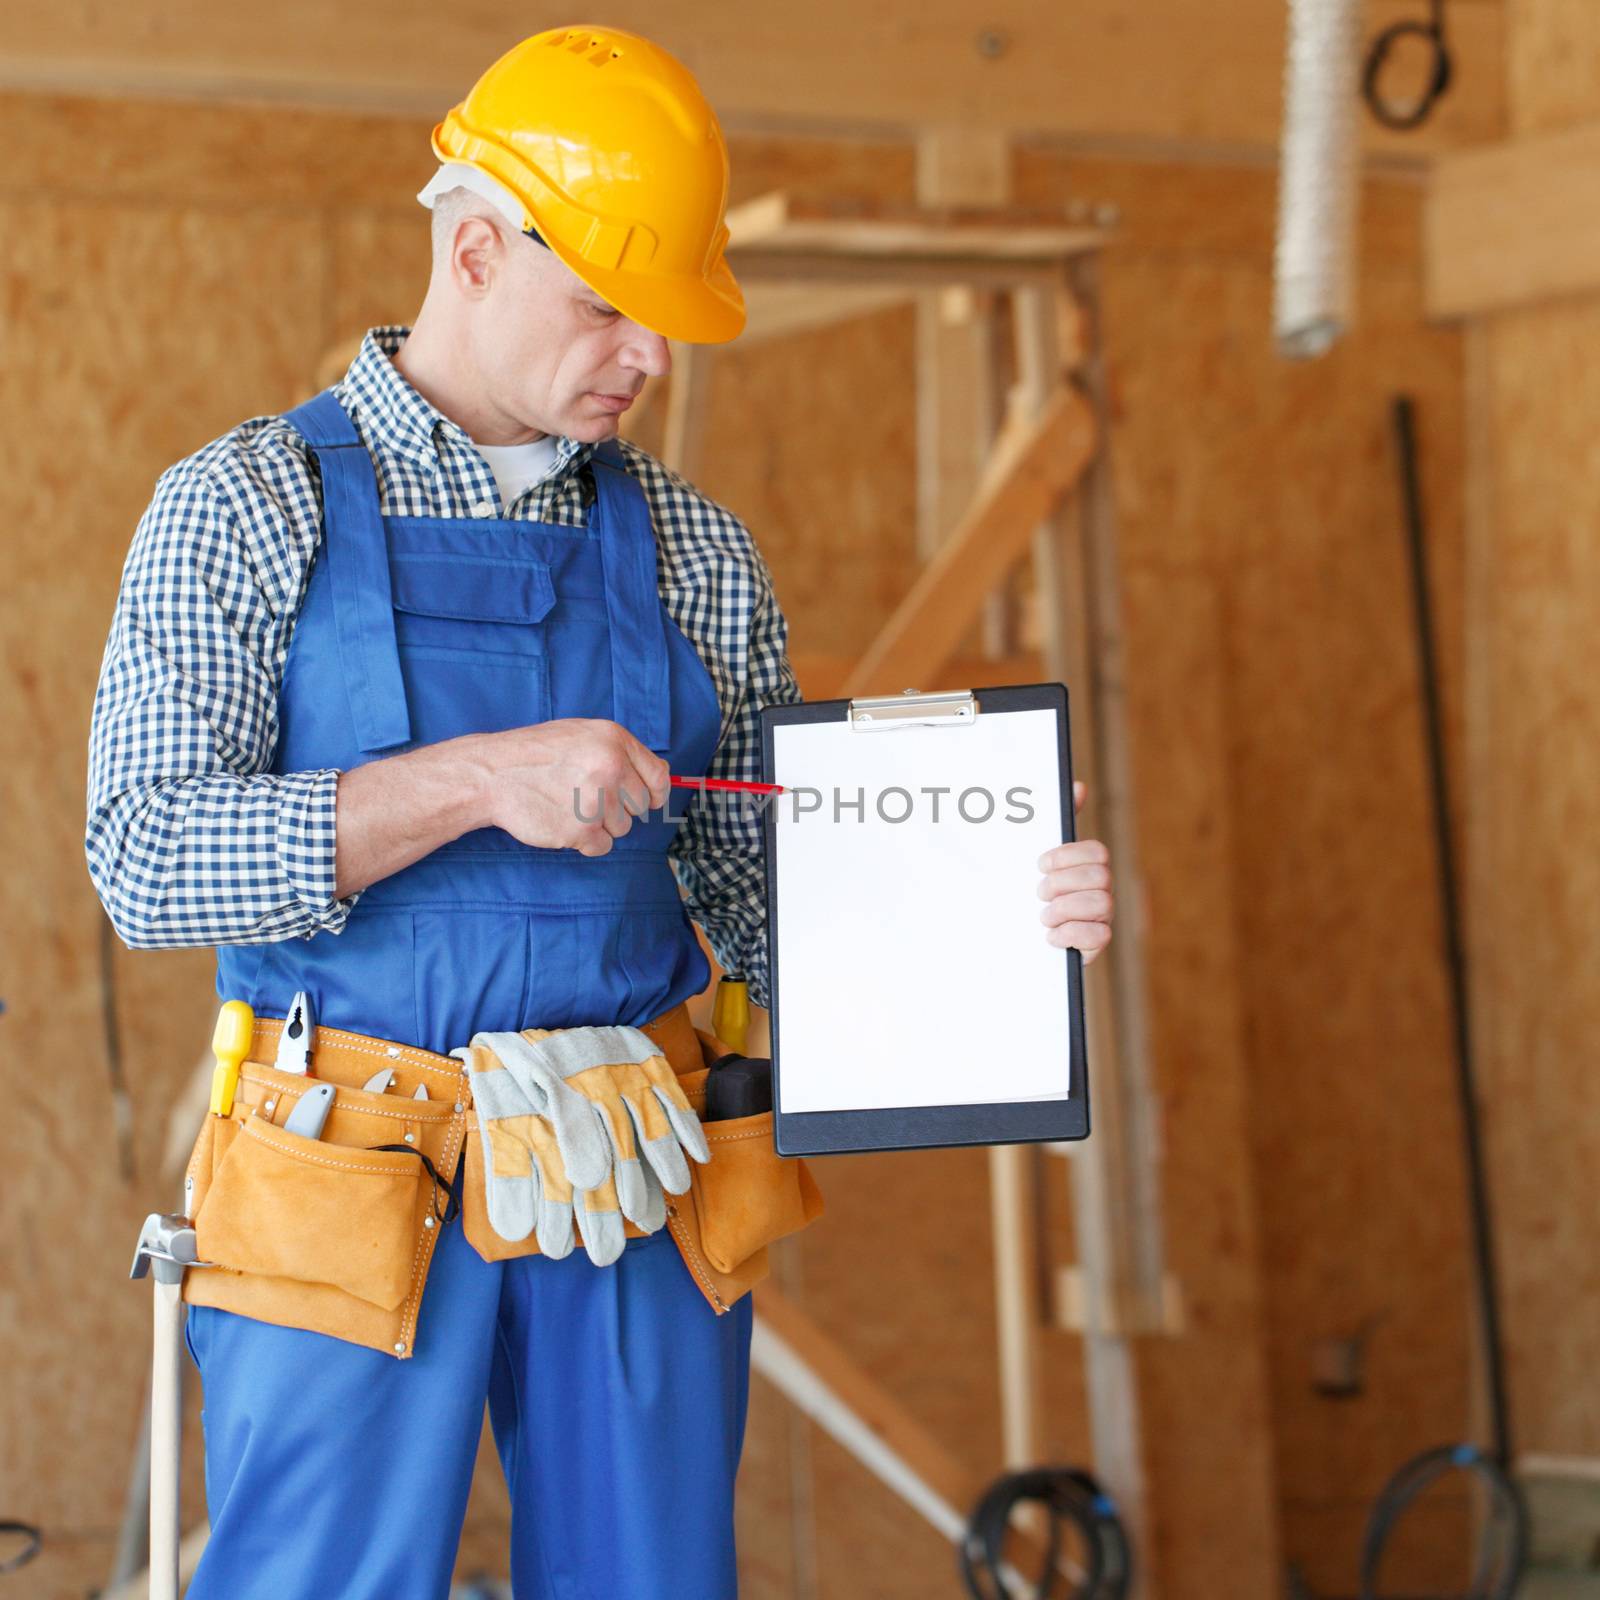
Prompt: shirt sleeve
<box><xmin>668</xmin><ymin>538</ymin><xmax>802</xmax><ymax>1010</ymax></box>
<box><xmin>85</xmin><ymin>462</ymin><xmax>357</xmax><ymax>949</ymax></box>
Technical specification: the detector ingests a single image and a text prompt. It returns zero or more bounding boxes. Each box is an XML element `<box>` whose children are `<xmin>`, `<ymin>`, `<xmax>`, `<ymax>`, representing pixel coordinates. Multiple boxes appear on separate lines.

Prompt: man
<box><xmin>86</xmin><ymin>25</ymin><xmax>1114</xmax><ymax>1599</ymax></box>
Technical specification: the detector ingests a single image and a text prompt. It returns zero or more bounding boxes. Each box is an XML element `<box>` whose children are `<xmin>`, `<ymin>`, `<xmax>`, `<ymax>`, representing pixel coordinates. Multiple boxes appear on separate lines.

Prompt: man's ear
<box><xmin>450</xmin><ymin>214</ymin><xmax>503</xmax><ymax>300</ymax></box>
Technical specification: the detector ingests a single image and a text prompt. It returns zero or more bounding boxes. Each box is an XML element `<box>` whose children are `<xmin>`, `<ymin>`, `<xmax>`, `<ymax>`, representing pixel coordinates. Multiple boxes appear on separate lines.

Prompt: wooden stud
<box><xmin>1013</xmin><ymin>260</ymin><xmax>1161</xmax><ymax>1566</ymax></box>
<box><xmin>914</xmin><ymin>137</ymin><xmax>1012</xmax><ymax>643</ymax></box>
<box><xmin>662</xmin><ymin>342</ymin><xmax>712</xmax><ymax>482</ymax></box>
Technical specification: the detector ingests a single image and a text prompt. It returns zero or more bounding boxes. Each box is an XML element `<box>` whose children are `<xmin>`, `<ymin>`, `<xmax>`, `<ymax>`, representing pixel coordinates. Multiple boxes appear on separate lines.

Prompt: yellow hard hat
<box><xmin>431</xmin><ymin>26</ymin><xmax>745</xmax><ymax>344</ymax></box>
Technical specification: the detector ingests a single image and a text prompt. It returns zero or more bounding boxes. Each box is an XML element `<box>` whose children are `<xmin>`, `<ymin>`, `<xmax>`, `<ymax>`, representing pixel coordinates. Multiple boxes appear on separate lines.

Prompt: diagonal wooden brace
<box><xmin>843</xmin><ymin>384</ymin><xmax>1097</xmax><ymax>696</ymax></box>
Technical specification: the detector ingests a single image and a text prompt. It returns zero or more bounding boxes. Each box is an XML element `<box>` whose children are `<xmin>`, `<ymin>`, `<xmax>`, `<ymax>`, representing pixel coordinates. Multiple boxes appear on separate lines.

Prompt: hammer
<box><xmin>129</xmin><ymin>1213</ymin><xmax>208</xmax><ymax>1600</ymax></box>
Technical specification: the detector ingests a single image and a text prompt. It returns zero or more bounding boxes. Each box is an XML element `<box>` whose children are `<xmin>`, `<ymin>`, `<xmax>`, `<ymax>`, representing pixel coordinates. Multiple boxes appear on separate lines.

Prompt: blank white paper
<box><xmin>771</xmin><ymin>706</ymin><xmax>1075</xmax><ymax>1115</ymax></box>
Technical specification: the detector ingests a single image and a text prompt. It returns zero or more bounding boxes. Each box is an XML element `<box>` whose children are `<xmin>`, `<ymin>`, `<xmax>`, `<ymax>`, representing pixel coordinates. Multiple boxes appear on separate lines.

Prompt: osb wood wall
<box><xmin>0</xmin><ymin>89</ymin><xmax>1473</xmax><ymax>1599</ymax></box>
<box><xmin>1007</xmin><ymin>152</ymin><xmax>1474</xmax><ymax>1596</ymax></box>
<box><xmin>1465</xmin><ymin>0</ymin><xmax>1600</xmax><ymax>1467</ymax></box>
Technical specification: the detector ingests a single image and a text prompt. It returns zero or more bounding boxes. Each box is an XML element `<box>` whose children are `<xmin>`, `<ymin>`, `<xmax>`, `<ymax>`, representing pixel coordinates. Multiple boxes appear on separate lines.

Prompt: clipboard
<box><xmin>759</xmin><ymin>682</ymin><xmax>1089</xmax><ymax>1157</ymax></box>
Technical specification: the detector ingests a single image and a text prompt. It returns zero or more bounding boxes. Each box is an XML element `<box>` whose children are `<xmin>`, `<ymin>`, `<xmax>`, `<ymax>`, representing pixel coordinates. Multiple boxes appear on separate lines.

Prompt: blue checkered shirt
<box><xmin>86</xmin><ymin>327</ymin><xmax>799</xmax><ymax>1008</ymax></box>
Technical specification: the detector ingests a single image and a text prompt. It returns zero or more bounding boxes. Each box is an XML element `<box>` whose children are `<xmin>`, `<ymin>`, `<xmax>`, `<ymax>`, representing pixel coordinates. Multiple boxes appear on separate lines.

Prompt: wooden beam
<box><xmin>1426</xmin><ymin>119</ymin><xmax>1600</xmax><ymax>319</ymax></box>
<box><xmin>753</xmin><ymin>1286</ymin><xmax>1078</xmax><ymax>1583</ymax></box>
<box><xmin>842</xmin><ymin>385</ymin><xmax>1097</xmax><ymax>697</ymax></box>
<box><xmin>755</xmin><ymin>1286</ymin><xmax>976</xmax><ymax>1522</ymax></box>
<box><xmin>741</xmin><ymin>281</ymin><xmax>914</xmax><ymax>345</ymax></box>
<box><xmin>731</xmin><ymin>249</ymin><xmax>1080</xmax><ymax>291</ymax></box>
<box><xmin>729</xmin><ymin>191</ymin><xmax>1106</xmax><ymax>263</ymax></box>
<box><xmin>0</xmin><ymin>0</ymin><xmax>1503</xmax><ymax>156</ymax></box>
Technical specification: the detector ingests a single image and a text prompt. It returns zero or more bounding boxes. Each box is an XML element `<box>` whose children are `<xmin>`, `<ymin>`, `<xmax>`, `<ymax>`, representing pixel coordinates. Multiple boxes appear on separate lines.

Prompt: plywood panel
<box><xmin>1507</xmin><ymin>0</ymin><xmax>1600</xmax><ymax>135</ymax></box>
<box><xmin>328</xmin><ymin>209</ymin><xmax>432</xmax><ymax>352</ymax></box>
<box><xmin>1119</xmin><ymin>568</ymin><xmax>1281</xmax><ymax>1597</ymax></box>
<box><xmin>0</xmin><ymin>190</ymin><xmax>329</xmax><ymax>1596</ymax></box>
<box><xmin>693</xmin><ymin>303</ymin><xmax>922</xmax><ymax>661</ymax></box>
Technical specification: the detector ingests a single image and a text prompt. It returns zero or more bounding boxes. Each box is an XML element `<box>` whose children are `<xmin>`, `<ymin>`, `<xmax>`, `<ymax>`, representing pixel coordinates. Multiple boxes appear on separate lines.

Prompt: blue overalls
<box><xmin>189</xmin><ymin>390</ymin><xmax>754</xmax><ymax>1600</ymax></box>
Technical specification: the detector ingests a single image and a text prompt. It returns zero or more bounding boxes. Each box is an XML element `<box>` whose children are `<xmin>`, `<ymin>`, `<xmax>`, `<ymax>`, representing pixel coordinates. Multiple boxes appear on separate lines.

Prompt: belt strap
<box><xmin>246</xmin><ymin>1001</ymin><xmax>705</xmax><ymax>1087</ymax></box>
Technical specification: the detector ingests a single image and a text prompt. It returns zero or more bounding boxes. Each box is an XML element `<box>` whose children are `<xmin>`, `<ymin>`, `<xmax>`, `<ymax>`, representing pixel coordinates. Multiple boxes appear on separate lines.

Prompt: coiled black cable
<box><xmin>959</xmin><ymin>1467</ymin><xmax>1130</xmax><ymax>1600</ymax></box>
<box><xmin>1358</xmin><ymin>1445</ymin><xmax>1527</xmax><ymax>1600</ymax></box>
<box><xmin>0</xmin><ymin>1521</ymin><xmax>41</xmax><ymax>1576</ymax></box>
<box><xmin>1363</xmin><ymin>0</ymin><xmax>1453</xmax><ymax>131</ymax></box>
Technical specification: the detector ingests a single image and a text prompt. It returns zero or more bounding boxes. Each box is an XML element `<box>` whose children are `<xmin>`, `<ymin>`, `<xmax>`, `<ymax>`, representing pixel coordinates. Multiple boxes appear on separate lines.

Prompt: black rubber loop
<box><xmin>0</xmin><ymin>1521</ymin><xmax>42</xmax><ymax>1575</ymax></box>
<box><xmin>958</xmin><ymin>1466</ymin><xmax>1130</xmax><ymax>1600</ymax></box>
<box><xmin>1363</xmin><ymin>1</ymin><xmax>1453</xmax><ymax>131</ymax></box>
<box><xmin>1359</xmin><ymin>1444</ymin><xmax>1528</xmax><ymax>1600</ymax></box>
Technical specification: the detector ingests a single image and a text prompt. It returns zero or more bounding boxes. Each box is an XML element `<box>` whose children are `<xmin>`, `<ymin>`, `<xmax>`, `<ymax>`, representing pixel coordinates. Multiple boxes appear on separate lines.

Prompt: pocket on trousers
<box><xmin>692</xmin><ymin>1108</ymin><xmax>824</xmax><ymax>1276</ymax></box>
<box><xmin>195</xmin><ymin>1117</ymin><xmax>422</xmax><ymax>1311</ymax></box>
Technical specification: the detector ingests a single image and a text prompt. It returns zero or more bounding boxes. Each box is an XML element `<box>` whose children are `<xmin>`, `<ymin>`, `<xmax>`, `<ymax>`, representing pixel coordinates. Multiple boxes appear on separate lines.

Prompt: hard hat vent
<box><xmin>543</xmin><ymin>29</ymin><xmax>621</xmax><ymax>66</ymax></box>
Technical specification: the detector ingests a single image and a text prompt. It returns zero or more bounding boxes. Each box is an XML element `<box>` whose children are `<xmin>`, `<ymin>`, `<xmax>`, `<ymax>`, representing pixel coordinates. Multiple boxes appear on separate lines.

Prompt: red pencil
<box><xmin>670</xmin><ymin>775</ymin><xmax>785</xmax><ymax>795</ymax></box>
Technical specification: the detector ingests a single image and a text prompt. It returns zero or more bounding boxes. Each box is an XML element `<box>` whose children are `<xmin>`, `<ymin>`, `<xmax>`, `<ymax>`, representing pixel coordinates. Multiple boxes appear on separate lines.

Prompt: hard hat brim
<box><xmin>540</xmin><ymin>228</ymin><xmax>746</xmax><ymax>345</ymax></box>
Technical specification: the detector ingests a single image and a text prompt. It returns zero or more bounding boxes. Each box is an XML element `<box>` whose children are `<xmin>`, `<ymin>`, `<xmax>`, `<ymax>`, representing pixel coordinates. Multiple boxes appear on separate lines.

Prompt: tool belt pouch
<box><xmin>462</xmin><ymin>1023</ymin><xmax>824</xmax><ymax>1313</ymax></box>
<box><xmin>182</xmin><ymin>1058</ymin><xmax>468</xmax><ymax>1360</ymax></box>
<box><xmin>681</xmin><ymin>1029</ymin><xmax>824</xmax><ymax>1275</ymax></box>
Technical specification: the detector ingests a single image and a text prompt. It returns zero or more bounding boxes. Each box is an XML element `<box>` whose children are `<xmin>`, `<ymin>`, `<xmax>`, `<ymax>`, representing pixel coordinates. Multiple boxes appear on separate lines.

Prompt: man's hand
<box><xmin>1036</xmin><ymin>780</ymin><xmax>1114</xmax><ymax>965</ymax></box>
<box><xmin>334</xmin><ymin>719</ymin><xmax>669</xmax><ymax>899</ymax></box>
<box><xmin>473</xmin><ymin>719</ymin><xmax>669</xmax><ymax>857</ymax></box>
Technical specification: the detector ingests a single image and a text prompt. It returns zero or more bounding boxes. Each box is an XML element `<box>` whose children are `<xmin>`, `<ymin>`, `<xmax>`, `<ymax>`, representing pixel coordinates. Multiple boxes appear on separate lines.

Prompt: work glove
<box><xmin>456</xmin><ymin>1024</ymin><xmax>710</xmax><ymax>1267</ymax></box>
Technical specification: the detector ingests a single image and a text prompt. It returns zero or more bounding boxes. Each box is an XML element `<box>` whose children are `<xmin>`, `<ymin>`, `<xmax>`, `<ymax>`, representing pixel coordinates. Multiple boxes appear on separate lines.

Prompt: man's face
<box><xmin>469</xmin><ymin>221</ymin><xmax>673</xmax><ymax>444</ymax></box>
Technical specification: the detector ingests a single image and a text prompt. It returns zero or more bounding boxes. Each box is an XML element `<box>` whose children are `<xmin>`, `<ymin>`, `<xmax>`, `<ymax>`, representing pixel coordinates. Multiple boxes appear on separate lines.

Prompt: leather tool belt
<box><xmin>182</xmin><ymin>1001</ymin><xmax>823</xmax><ymax>1358</ymax></box>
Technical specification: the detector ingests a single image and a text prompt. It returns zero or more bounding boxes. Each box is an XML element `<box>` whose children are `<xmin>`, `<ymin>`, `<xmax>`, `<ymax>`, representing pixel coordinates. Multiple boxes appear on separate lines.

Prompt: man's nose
<box><xmin>621</xmin><ymin>326</ymin><xmax>672</xmax><ymax>379</ymax></box>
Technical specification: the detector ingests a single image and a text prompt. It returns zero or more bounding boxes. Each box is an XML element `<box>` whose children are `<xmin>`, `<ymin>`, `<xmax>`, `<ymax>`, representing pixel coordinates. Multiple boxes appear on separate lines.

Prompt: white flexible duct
<box><xmin>1274</xmin><ymin>0</ymin><xmax>1365</xmax><ymax>358</ymax></box>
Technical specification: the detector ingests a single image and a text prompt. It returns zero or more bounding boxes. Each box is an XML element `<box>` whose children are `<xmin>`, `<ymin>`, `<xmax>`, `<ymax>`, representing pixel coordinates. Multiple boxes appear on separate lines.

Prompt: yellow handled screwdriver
<box><xmin>208</xmin><ymin>1000</ymin><xmax>255</xmax><ymax>1117</ymax></box>
<box><xmin>712</xmin><ymin>975</ymin><xmax>750</xmax><ymax>1057</ymax></box>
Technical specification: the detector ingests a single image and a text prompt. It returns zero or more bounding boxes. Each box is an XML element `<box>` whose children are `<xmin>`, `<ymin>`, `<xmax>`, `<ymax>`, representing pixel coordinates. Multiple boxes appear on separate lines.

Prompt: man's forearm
<box><xmin>334</xmin><ymin>737</ymin><xmax>494</xmax><ymax>899</ymax></box>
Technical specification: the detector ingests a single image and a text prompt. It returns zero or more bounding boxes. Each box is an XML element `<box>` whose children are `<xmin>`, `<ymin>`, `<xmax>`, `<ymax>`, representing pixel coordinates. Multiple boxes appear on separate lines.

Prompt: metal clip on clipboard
<box><xmin>848</xmin><ymin>688</ymin><xmax>978</xmax><ymax>730</ymax></box>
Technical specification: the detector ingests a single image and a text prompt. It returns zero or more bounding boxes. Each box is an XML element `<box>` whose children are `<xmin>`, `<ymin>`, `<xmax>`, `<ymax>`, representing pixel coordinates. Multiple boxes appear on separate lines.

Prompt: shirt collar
<box><xmin>339</xmin><ymin>326</ymin><xmax>594</xmax><ymax>482</ymax></box>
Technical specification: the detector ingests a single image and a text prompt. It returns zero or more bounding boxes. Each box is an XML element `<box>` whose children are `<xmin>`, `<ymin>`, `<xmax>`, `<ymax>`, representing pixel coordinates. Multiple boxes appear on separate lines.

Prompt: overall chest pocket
<box><xmin>390</xmin><ymin>553</ymin><xmax>555</xmax><ymax>740</ymax></box>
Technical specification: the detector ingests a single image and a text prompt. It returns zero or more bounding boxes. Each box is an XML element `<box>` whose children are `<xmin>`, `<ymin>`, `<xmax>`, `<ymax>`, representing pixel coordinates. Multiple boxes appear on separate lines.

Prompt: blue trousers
<box><xmin>185</xmin><ymin>1217</ymin><xmax>754</xmax><ymax>1599</ymax></box>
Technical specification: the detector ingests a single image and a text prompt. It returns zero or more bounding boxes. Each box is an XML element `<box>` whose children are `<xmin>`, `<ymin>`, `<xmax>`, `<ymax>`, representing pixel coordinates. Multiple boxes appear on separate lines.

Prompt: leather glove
<box><xmin>455</xmin><ymin>1038</ymin><xmax>610</xmax><ymax>1263</ymax></box>
<box><xmin>458</xmin><ymin>1024</ymin><xmax>710</xmax><ymax>1267</ymax></box>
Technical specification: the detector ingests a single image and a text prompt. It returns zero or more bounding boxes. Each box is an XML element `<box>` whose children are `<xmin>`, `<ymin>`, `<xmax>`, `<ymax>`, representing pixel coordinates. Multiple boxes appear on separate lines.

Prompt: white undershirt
<box><xmin>474</xmin><ymin>436</ymin><xmax>561</xmax><ymax>511</ymax></box>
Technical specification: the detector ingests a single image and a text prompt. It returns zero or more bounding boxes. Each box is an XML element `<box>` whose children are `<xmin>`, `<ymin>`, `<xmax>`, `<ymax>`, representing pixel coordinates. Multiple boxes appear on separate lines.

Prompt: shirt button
<box><xmin>472</xmin><ymin>499</ymin><xmax>496</xmax><ymax>518</ymax></box>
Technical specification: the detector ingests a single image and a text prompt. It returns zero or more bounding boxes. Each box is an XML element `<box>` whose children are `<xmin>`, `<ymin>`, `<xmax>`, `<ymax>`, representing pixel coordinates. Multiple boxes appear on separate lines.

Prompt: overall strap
<box><xmin>589</xmin><ymin>441</ymin><xmax>671</xmax><ymax>758</ymax></box>
<box><xmin>281</xmin><ymin>389</ymin><xmax>412</xmax><ymax>753</ymax></box>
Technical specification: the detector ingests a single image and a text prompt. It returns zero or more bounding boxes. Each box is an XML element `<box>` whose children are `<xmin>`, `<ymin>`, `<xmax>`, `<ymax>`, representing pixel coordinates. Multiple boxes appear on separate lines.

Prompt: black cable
<box><xmin>368</xmin><ymin>1145</ymin><xmax>460</xmax><ymax>1223</ymax></box>
<box><xmin>1358</xmin><ymin>1444</ymin><xmax>1527</xmax><ymax>1600</ymax></box>
<box><xmin>1391</xmin><ymin>396</ymin><xmax>1513</xmax><ymax>1470</ymax></box>
<box><xmin>0</xmin><ymin>1521</ymin><xmax>41</xmax><ymax>1576</ymax></box>
<box><xmin>1363</xmin><ymin>0</ymin><xmax>1453</xmax><ymax>131</ymax></box>
<box><xmin>959</xmin><ymin>1467</ymin><xmax>1130</xmax><ymax>1600</ymax></box>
